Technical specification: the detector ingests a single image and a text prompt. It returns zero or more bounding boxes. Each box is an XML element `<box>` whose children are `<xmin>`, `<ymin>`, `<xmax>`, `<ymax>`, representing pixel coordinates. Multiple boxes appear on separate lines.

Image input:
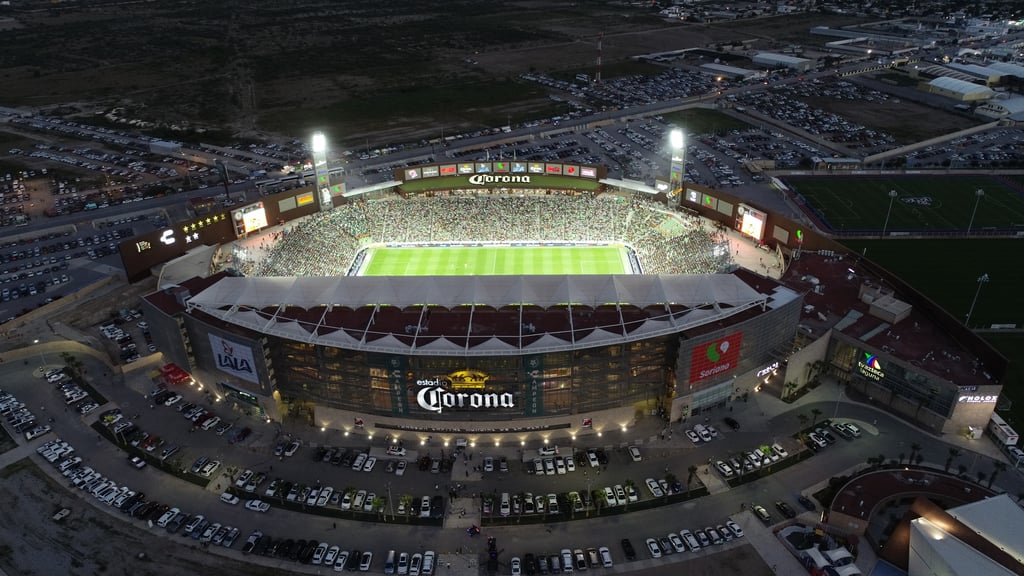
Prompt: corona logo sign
<box><xmin>414</xmin><ymin>370</ymin><xmax>513</xmax><ymax>413</ymax></box>
<box><xmin>468</xmin><ymin>174</ymin><xmax>531</xmax><ymax>185</ymax></box>
<box><xmin>447</xmin><ymin>369</ymin><xmax>488</xmax><ymax>390</ymax></box>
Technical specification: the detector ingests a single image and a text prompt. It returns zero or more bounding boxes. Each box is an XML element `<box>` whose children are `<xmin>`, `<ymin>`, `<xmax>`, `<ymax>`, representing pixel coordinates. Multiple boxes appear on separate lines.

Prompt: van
<box><xmin>385</xmin><ymin>550</ymin><xmax>396</xmax><ymax>575</ymax></box>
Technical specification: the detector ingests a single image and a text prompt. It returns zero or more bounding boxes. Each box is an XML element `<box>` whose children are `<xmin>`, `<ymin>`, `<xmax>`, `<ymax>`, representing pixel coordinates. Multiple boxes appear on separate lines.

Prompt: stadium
<box><xmin>136</xmin><ymin>164</ymin><xmax>1004</xmax><ymax>443</ymax></box>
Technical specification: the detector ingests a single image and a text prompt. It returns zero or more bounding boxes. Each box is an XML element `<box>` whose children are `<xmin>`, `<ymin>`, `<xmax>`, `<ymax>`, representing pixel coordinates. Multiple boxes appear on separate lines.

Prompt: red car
<box><xmin>230</xmin><ymin>427</ymin><xmax>252</xmax><ymax>444</ymax></box>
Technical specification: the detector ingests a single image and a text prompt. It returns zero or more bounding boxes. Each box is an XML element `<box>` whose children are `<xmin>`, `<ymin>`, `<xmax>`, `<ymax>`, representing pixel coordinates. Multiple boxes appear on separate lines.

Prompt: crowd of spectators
<box><xmin>248</xmin><ymin>194</ymin><xmax>732</xmax><ymax>277</ymax></box>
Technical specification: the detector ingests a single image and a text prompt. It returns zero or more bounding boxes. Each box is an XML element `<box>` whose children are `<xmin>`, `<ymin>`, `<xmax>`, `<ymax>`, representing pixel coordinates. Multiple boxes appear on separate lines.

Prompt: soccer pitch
<box><xmin>357</xmin><ymin>245</ymin><xmax>630</xmax><ymax>276</ymax></box>
<box><xmin>783</xmin><ymin>175</ymin><xmax>1024</xmax><ymax>233</ymax></box>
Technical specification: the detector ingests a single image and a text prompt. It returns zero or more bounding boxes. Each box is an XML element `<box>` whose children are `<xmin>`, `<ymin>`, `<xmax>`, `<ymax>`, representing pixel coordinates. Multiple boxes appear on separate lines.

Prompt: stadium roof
<box><xmin>186</xmin><ymin>273</ymin><xmax>769</xmax><ymax>356</ymax></box>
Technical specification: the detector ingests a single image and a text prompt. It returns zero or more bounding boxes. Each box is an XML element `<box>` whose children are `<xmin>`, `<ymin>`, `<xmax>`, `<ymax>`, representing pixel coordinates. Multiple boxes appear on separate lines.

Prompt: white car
<box><xmin>510</xmin><ymin>557</ymin><xmax>521</xmax><ymax>576</ymax></box>
<box><xmin>397</xmin><ymin>552</ymin><xmax>409</xmax><ymax>575</ymax></box>
<box><xmin>363</xmin><ymin>456</ymin><xmax>377</xmax><ymax>472</ymax></box>
<box><xmin>387</xmin><ymin>446</ymin><xmax>407</xmax><ymax>457</ymax></box>
<box><xmin>352</xmin><ymin>452</ymin><xmax>368</xmax><ymax>471</ymax></box>
<box><xmin>726</xmin><ymin>520</ymin><xmax>744</xmax><ymax>538</ymax></box>
<box><xmin>220</xmin><ymin>492</ymin><xmax>240</xmax><ymax>505</ymax></box>
<box><xmin>645</xmin><ymin>478</ymin><xmax>664</xmax><ymax>498</ymax></box>
<box><xmin>685</xmin><ymin>429</ymin><xmax>701</xmax><ymax>444</ymax></box>
<box><xmin>564</xmin><ymin>457</ymin><xmax>575</xmax><ymax>473</ymax></box>
<box><xmin>317</xmin><ymin>486</ymin><xmax>334</xmax><ymax>507</ymax></box>
<box><xmin>354</xmin><ymin>490</ymin><xmax>367</xmax><ymax>510</ymax></box>
<box><xmin>645</xmin><ymin>538</ymin><xmax>661</xmax><ymax>559</ymax></box>
<box><xmin>613</xmin><ymin>485</ymin><xmax>627</xmax><ymax>506</ymax></box>
<box><xmin>586</xmin><ymin>450</ymin><xmax>600</xmax><ymax>468</ymax></box>
<box><xmin>235</xmin><ymin>469</ymin><xmax>253</xmax><ymax>488</ymax></box>
<box><xmin>598</xmin><ymin>547</ymin><xmax>613</xmax><ymax>568</ymax></box>
<box><xmin>363</xmin><ymin>492</ymin><xmax>377</xmax><ymax>512</ymax></box>
<box><xmin>244</xmin><ymin>499</ymin><xmax>270</xmax><ymax>513</ymax></box>
<box><xmin>157</xmin><ymin>507</ymin><xmax>180</xmax><ymax>527</ymax></box>
<box><xmin>625</xmin><ymin>484</ymin><xmax>638</xmax><ymax>503</ymax></box>
<box><xmin>312</xmin><ymin>542</ymin><xmax>329</xmax><ymax>565</ymax></box>
<box><xmin>395</xmin><ymin>460</ymin><xmax>407</xmax><ymax>476</ymax></box>
<box><xmin>554</xmin><ymin>457</ymin><xmax>566</xmax><ymax>475</ymax></box>
<box><xmin>628</xmin><ymin>446</ymin><xmax>642</xmax><ymax>461</ymax></box>
<box><xmin>201</xmin><ymin>416</ymin><xmax>221</xmax><ymax>430</ymax></box>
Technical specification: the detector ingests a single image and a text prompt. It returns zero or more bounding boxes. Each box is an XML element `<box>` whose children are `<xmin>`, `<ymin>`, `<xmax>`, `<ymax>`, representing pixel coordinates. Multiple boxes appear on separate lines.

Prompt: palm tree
<box><xmin>797</xmin><ymin>413</ymin><xmax>809</xmax><ymax>429</ymax></box>
<box><xmin>914</xmin><ymin>453</ymin><xmax>924</xmax><ymax>466</ymax></box>
<box><xmin>909</xmin><ymin>442</ymin><xmax>922</xmax><ymax>463</ymax></box>
<box><xmin>623</xmin><ymin>479</ymin><xmax>636</xmax><ymax>511</ymax></box>
<box><xmin>399</xmin><ymin>494</ymin><xmax>413</xmax><ymax>523</ymax></box>
<box><xmin>976</xmin><ymin>471</ymin><xmax>987</xmax><ymax>486</ymax></box>
<box><xmin>784</xmin><ymin>381</ymin><xmax>798</xmax><ymax>400</ymax></box>
<box><xmin>898</xmin><ymin>452</ymin><xmax>905</xmax><ymax>464</ymax></box>
<box><xmin>516</xmin><ymin>491</ymin><xmax>527</xmax><ymax>523</ymax></box>
<box><xmin>810</xmin><ymin>408</ymin><xmax>823</xmax><ymax>426</ymax></box>
<box><xmin>944</xmin><ymin>448</ymin><xmax>961</xmax><ymax>472</ymax></box>
<box><xmin>686</xmin><ymin>465</ymin><xmax>698</xmax><ymax>495</ymax></box>
<box><xmin>957</xmin><ymin>464</ymin><xmax>967</xmax><ymax>478</ymax></box>
<box><xmin>664</xmin><ymin>473</ymin><xmax>678</xmax><ymax>502</ymax></box>
<box><xmin>989</xmin><ymin>462</ymin><xmax>1007</xmax><ymax>489</ymax></box>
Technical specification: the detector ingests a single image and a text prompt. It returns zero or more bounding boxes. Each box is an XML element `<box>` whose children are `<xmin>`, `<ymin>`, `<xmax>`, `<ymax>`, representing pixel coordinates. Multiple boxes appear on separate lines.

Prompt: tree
<box><xmin>913</xmin><ymin>453</ymin><xmax>924</xmax><ymax>466</ymax></box>
<box><xmin>989</xmin><ymin>462</ymin><xmax>1007</xmax><ymax>489</ymax></box>
<box><xmin>686</xmin><ymin>465</ymin><xmax>698</xmax><ymax>495</ymax></box>
<box><xmin>909</xmin><ymin>442</ymin><xmax>922</xmax><ymax>463</ymax></box>
<box><xmin>623</xmin><ymin>479</ymin><xmax>635</xmax><ymax>511</ymax></box>
<box><xmin>810</xmin><ymin>408</ymin><xmax>823</xmax><ymax>426</ymax></box>
<box><xmin>797</xmin><ymin>413</ymin><xmax>809</xmax><ymax>429</ymax></box>
<box><xmin>976</xmin><ymin>471</ymin><xmax>987</xmax><ymax>486</ymax></box>
<box><xmin>945</xmin><ymin>448</ymin><xmax>961</xmax><ymax>472</ymax></box>
<box><xmin>898</xmin><ymin>452</ymin><xmax>905</xmax><ymax>464</ymax></box>
<box><xmin>399</xmin><ymin>494</ymin><xmax>413</xmax><ymax>523</ymax></box>
<box><xmin>783</xmin><ymin>381</ymin><xmax>798</xmax><ymax>400</ymax></box>
<box><xmin>957</xmin><ymin>464</ymin><xmax>968</xmax><ymax>478</ymax></box>
<box><xmin>516</xmin><ymin>491</ymin><xmax>526</xmax><ymax>523</ymax></box>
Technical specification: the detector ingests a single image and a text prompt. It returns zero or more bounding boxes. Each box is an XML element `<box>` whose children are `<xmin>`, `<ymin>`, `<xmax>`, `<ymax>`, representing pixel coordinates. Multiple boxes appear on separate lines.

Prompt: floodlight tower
<box><xmin>311</xmin><ymin>131</ymin><xmax>333</xmax><ymax>212</ymax></box>
<box><xmin>669</xmin><ymin>128</ymin><xmax>685</xmax><ymax>207</ymax></box>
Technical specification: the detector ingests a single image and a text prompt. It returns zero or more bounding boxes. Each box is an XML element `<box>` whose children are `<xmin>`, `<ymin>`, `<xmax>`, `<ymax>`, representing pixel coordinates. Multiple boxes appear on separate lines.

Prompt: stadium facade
<box><xmin>135</xmin><ymin>164</ymin><xmax>1006</xmax><ymax>443</ymax></box>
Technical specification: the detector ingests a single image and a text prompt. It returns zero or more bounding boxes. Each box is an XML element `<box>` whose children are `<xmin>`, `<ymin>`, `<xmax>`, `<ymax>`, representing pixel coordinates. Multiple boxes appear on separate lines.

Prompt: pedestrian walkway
<box><xmin>732</xmin><ymin>510</ymin><xmax>806</xmax><ymax>575</ymax></box>
<box><xmin>0</xmin><ymin>442</ymin><xmax>37</xmax><ymax>469</ymax></box>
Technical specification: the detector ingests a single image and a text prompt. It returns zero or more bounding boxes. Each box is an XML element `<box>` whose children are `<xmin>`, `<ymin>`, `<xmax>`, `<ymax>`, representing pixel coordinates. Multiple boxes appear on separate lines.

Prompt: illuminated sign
<box><xmin>689</xmin><ymin>332</ymin><xmax>743</xmax><ymax>382</ymax></box>
<box><xmin>241</xmin><ymin>207</ymin><xmax>268</xmax><ymax>233</ymax></box>
<box><xmin>414</xmin><ymin>370</ymin><xmax>512</xmax><ymax>413</ymax></box>
<box><xmin>756</xmin><ymin>361</ymin><xmax>780</xmax><ymax>378</ymax></box>
<box><xmin>296</xmin><ymin>192</ymin><xmax>315</xmax><ymax>206</ymax></box>
<box><xmin>580</xmin><ymin>167</ymin><xmax>597</xmax><ymax>178</ymax></box>
<box><xmin>740</xmin><ymin>210</ymin><xmax>765</xmax><ymax>240</ymax></box>
<box><xmin>135</xmin><ymin>240</ymin><xmax>152</xmax><ymax>253</ymax></box>
<box><xmin>857</xmin><ymin>352</ymin><xmax>885</xmax><ymax>381</ymax></box>
<box><xmin>209</xmin><ymin>334</ymin><xmax>259</xmax><ymax>384</ymax></box>
<box><xmin>160</xmin><ymin>229</ymin><xmax>175</xmax><ymax>246</ymax></box>
<box><xmin>958</xmin><ymin>394</ymin><xmax>998</xmax><ymax>404</ymax></box>
<box><xmin>468</xmin><ymin>174</ymin><xmax>532</xmax><ymax>185</ymax></box>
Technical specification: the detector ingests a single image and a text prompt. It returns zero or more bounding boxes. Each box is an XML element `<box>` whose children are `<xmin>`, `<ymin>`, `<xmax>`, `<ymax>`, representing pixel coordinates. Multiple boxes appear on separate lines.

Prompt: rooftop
<box><xmin>781</xmin><ymin>252</ymin><xmax>997</xmax><ymax>389</ymax></box>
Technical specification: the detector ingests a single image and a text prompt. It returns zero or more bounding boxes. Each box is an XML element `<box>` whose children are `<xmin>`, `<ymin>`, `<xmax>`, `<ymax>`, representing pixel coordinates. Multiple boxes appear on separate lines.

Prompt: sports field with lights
<box><xmin>356</xmin><ymin>244</ymin><xmax>631</xmax><ymax>276</ymax></box>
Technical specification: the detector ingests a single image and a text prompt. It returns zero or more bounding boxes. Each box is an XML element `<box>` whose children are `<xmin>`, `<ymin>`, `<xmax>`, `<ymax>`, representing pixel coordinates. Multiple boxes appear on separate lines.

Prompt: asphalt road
<box><xmin>5</xmin><ymin>350</ymin><xmax>1021</xmax><ymax>575</ymax></box>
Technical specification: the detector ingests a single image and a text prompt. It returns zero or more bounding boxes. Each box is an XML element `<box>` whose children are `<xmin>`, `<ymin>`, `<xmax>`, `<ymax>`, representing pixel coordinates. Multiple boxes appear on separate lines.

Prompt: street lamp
<box><xmin>881</xmin><ymin>189</ymin><xmax>898</xmax><ymax>237</ymax></box>
<box><xmin>33</xmin><ymin>338</ymin><xmax>45</xmax><ymax>369</ymax></box>
<box><xmin>965</xmin><ymin>273</ymin><xmax>989</xmax><ymax>327</ymax></box>
<box><xmin>967</xmin><ymin>188</ymin><xmax>985</xmax><ymax>235</ymax></box>
<box><xmin>669</xmin><ymin>129</ymin><xmax>685</xmax><ymax>207</ymax></box>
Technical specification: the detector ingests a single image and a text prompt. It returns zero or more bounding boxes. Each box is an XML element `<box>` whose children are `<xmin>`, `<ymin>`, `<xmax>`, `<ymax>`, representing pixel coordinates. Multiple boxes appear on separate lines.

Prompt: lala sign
<box><xmin>416</xmin><ymin>379</ymin><xmax>514</xmax><ymax>414</ymax></box>
<box><xmin>468</xmin><ymin>174</ymin><xmax>531</xmax><ymax>185</ymax></box>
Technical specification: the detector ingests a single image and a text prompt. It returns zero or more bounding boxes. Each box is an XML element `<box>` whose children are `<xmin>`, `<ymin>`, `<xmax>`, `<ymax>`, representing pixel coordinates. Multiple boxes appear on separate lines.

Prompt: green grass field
<box><xmin>358</xmin><ymin>245</ymin><xmax>629</xmax><ymax>276</ymax></box>
<box><xmin>786</xmin><ymin>175</ymin><xmax>1024</xmax><ymax>233</ymax></box>
<box><xmin>841</xmin><ymin>238</ymin><xmax>1024</xmax><ymax>328</ymax></box>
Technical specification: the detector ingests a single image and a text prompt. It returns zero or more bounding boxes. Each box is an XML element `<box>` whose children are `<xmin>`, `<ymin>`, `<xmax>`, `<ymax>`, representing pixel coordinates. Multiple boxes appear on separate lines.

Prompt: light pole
<box><xmin>965</xmin><ymin>273</ymin><xmax>989</xmax><ymax>327</ymax></box>
<box><xmin>386</xmin><ymin>481</ymin><xmax>393</xmax><ymax>522</ymax></box>
<box><xmin>33</xmin><ymin>338</ymin><xmax>45</xmax><ymax>369</ymax></box>
<box><xmin>311</xmin><ymin>131</ymin><xmax>333</xmax><ymax>212</ymax></box>
<box><xmin>967</xmin><ymin>188</ymin><xmax>985</xmax><ymax>235</ymax></box>
<box><xmin>881</xmin><ymin>189</ymin><xmax>898</xmax><ymax>237</ymax></box>
<box><xmin>669</xmin><ymin>129</ymin><xmax>685</xmax><ymax>207</ymax></box>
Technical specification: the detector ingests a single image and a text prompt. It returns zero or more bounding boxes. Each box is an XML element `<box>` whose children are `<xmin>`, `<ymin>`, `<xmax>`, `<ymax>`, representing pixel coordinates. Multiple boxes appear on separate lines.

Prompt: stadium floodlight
<box><xmin>881</xmin><ymin>189</ymin><xmax>898</xmax><ymax>238</ymax></box>
<box><xmin>965</xmin><ymin>273</ymin><xmax>989</xmax><ymax>327</ymax></box>
<box><xmin>967</xmin><ymin>188</ymin><xmax>984</xmax><ymax>235</ymax></box>
<box><xmin>311</xmin><ymin>131</ymin><xmax>327</xmax><ymax>153</ymax></box>
<box><xmin>668</xmin><ymin>129</ymin><xmax>685</xmax><ymax>207</ymax></box>
<box><xmin>669</xmin><ymin>129</ymin><xmax>684</xmax><ymax>151</ymax></box>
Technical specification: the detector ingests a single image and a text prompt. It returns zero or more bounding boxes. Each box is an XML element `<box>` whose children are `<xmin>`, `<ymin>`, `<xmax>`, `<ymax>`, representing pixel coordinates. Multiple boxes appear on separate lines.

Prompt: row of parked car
<box><xmin>637</xmin><ymin>519</ymin><xmax>746</xmax><ymax>561</ymax></box>
<box><xmin>514</xmin><ymin>546</ymin><xmax>615</xmax><ymax>576</ymax></box>
<box><xmin>2</xmin><ymin>387</ymin><xmax>53</xmax><ymax>439</ymax></box>
<box><xmin>238</xmin><ymin>527</ymin><xmax>439</xmax><ymax>573</ymax></box>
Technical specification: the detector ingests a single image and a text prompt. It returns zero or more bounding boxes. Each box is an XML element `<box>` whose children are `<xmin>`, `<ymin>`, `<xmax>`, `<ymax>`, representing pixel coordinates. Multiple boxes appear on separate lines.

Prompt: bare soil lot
<box><xmin>0</xmin><ymin>1</ymin><xmax>868</xmax><ymax>146</ymax></box>
<box><xmin>0</xmin><ymin>459</ymin><xmax>280</xmax><ymax>576</ymax></box>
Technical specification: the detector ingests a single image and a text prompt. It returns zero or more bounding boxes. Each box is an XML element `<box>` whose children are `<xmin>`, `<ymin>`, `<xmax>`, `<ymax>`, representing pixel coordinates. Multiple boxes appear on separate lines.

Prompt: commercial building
<box><xmin>925</xmin><ymin>77</ymin><xmax>995</xmax><ymax>102</ymax></box>
<box><xmin>909</xmin><ymin>494</ymin><xmax>1024</xmax><ymax>575</ymax></box>
<box><xmin>751</xmin><ymin>52</ymin><xmax>813</xmax><ymax>72</ymax></box>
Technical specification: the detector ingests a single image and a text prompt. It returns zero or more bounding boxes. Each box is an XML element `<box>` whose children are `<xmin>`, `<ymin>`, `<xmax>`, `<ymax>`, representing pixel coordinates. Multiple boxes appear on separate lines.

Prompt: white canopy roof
<box><xmin>187</xmin><ymin>274</ymin><xmax>768</xmax><ymax>356</ymax></box>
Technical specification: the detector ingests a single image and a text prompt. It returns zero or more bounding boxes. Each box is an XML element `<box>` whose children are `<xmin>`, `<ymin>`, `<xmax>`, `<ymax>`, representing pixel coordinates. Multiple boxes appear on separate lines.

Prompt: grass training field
<box><xmin>358</xmin><ymin>245</ymin><xmax>630</xmax><ymax>276</ymax></box>
<box><xmin>785</xmin><ymin>175</ymin><xmax>1024</xmax><ymax>233</ymax></box>
<box><xmin>841</xmin><ymin>238</ymin><xmax>1024</xmax><ymax>328</ymax></box>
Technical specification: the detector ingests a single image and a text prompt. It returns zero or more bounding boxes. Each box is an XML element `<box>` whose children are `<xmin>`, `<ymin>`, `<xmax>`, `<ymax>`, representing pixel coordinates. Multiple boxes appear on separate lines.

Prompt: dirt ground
<box><xmin>800</xmin><ymin>93</ymin><xmax>978</xmax><ymax>143</ymax></box>
<box><xmin>0</xmin><ymin>459</ymin><xmax>282</xmax><ymax>576</ymax></box>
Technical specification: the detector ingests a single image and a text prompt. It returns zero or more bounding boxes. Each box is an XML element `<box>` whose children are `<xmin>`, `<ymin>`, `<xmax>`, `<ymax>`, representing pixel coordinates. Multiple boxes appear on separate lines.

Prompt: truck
<box><xmin>989</xmin><ymin>412</ymin><xmax>1019</xmax><ymax>446</ymax></box>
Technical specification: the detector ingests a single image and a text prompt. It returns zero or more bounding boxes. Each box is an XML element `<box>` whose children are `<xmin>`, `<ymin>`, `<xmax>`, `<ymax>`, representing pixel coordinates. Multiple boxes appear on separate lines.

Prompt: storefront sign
<box><xmin>857</xmin><ymin>353</ymin><xmax>884</xmax><ymax>381</ymax></box>
<box><xmin>756</xmin><ymin>361</ymin><xmax>780</xmax><ymax>378</ymax></box>
<box><xmin>958</xmin><ymin>395</ymin><xmax>998</xmax><ymax>404</ymax></box>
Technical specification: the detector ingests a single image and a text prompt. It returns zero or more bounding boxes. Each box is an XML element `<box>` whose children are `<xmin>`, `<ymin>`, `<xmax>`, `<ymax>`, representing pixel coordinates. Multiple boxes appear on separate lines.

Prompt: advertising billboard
<box><xmin>689</xmin><ymin>332</ymin><xmax>743</xmax><ymax>383</ymax></box>
<box><xmin>209</xmin><ymin>334</ymin><xmax>260</xmax><ymax>384</ymax></box>
<box><xmin>119</xmin><ymin>212</ymin><xmax>234</xmax><ymax>283</ymax></box>
<box><xmin>241</xmin><ymin>206</ymin><xmax>268</xmax><ymax>234</ymax></box>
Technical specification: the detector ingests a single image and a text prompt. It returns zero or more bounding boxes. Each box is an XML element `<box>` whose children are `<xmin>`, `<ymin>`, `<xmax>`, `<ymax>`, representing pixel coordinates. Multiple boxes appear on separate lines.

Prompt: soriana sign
<box><xmin>689</xmin><ymin>332</ymin><xmax>743</xmax><ymax>383</ymax></box>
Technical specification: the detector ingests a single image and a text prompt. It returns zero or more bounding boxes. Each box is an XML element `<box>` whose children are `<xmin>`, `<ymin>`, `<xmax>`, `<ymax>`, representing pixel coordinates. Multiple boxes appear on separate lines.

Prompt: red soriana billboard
<box><xmin>689</xmin><ymin>332</ymin><xmax>743</xmax><ymax>383</ymax></box>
